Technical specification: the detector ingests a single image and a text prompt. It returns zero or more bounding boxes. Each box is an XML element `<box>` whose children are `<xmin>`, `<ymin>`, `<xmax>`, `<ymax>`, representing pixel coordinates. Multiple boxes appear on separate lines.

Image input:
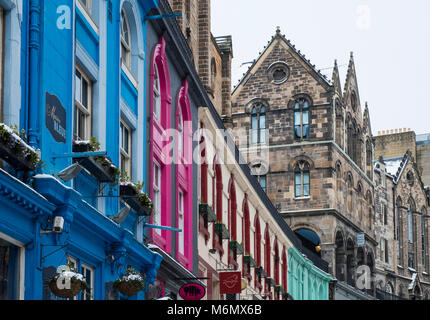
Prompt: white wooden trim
<box><xmin>76</xmin><ymin>0</ymin><xmax>99</xmax><ymax>36</ymax></box>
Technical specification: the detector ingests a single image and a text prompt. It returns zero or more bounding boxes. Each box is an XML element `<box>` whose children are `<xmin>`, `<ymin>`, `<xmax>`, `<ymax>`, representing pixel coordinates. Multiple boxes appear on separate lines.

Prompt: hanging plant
<box><xmin>113</xmin><ymin>267</ymin><xmax>146</xmax><ymax>296</ymax></box>
<box><xmin>48</xmin><ymin>265</ymin><xmax>88</xmax><ymax>299</ymax></box>
<box><xmin>0</xmin><ymin>123</ymin><xmax>41</xmax><ymax>171</ymax></box>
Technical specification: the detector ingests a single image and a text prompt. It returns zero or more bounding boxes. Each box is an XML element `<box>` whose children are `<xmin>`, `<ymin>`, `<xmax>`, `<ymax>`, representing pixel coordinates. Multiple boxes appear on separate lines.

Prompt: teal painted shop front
<box><xmin>288</xmin><ymin>247</ymin><xmax>333</xmax><ymax>300</ymax></box>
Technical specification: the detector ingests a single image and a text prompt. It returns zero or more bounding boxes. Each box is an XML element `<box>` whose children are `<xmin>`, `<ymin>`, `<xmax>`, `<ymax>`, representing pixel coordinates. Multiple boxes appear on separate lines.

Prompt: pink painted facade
<box><xmin>175</xmin><ymin>80</ymin><xmax>193</xmax><ymax>271</ymax></box>
<box><xmin>149</xmin><ymin>36</ymin><xmax>172</xmax><ymax>252</ymax></box>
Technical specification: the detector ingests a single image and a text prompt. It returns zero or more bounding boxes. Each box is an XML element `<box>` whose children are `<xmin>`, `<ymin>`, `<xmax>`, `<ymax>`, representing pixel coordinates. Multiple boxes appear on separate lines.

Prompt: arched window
<box><xmin>198</xmin><ymin>122</ymin><xmax>210</xmax><ymax>243</ymax></box>
<box><xmin>150</xmin><ymin>37</ymin><xmax>172</xmax><ymax>251</ymax></box>
<box><xmin>177</xmin><ymin>108</ymin><xmax>184</xmax><ymax>156</ymax></box>
<box><xmin>211</xmin><ymin>58</ymin><xmax>216</xmax><ymax>89</ymax></box>
<box><xmin>212</xmin><ymin>156</ymin><xmax>224</xmax><ymax>256</ymax></box>
<box><xmin>357</xmin><ymin>183</ymin><xmax>363</xmax><ymax>221</ymax></box>
<box><xmin>274</xmin><ymin>239</ymin><xmax>279</xmax><ymax>286</ymax></box>
<box><xmin>366</xmin><ymin>139</ymin><xmax>372</xmax><ymax>177</ymax></box>
<box><xmin>254</xmin><ymin>213</ymin><xmax>262</xmax><ymax>291</ymax></box>
<box><xmin>408</xmin><ymin>199</ymin><xmax>415</xmax><ymax>244</ymax></box>
<box><xmin>294</xmin><ymin>98</ymin><xmax>309</xmax><ymax>140</ymax></box>
<box><xmin>120</xmin><ymin>9</ymin><xmax>131</xmax><ymax>70</ymax></box>
<box><xmin>264</xmin><ymin>224</ymin><xmax>271</xmax><ymax>294</ymax></box>
<box><xmin>347</xmin><ymin>174</ymin><xmax>353</xmax><ymax>213</ymax></box>
<box><xmin>251</xmin><ymin>105</ymin><xmax>266</xmax><ymax>144</ymax></box>
<box><xmin>153</xmin><ymin>64</ymin><xmax>161</xmax><ymax>120</ymax></box>
<box><xmin>281</xmin><ymin>246</ymin><xmax>287</xmax><ymax>293</ymax></box>
<box><xmin>228</xmin><ymin>176</ymin><xmax>238</xmax><ymax>269</ymax></box>
<box><xmin>366</xmin><ymin>191</ymin><xmax>373</xmax><ymax>230</ymax></box>
<box><xmin>422</xmin><ymin>208</ymin><xmax>428</xmax><ymax>271</ymax></box>
<box><xmin>175</xmin><ymin>80</ymin><xmax>193</xmax><ymax>270</ymax></box>
<box><xmin>351</xmin><ymin>92</ymin><xmax>357</xmax><ymax>111</ymax></box>
<box><xmin>396</xmin><ymin>197</ymin><xmax>403</xmax><ymax>265</ymax></box>
<box><xmin>294</xmin><ymin>160</ymin><xmax>310</xmax><ymax>198</ymax></box>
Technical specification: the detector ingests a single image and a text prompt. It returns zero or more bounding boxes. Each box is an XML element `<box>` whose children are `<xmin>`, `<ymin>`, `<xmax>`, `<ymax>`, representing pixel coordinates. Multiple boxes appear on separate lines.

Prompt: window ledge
<box><xmin>294</xmin><ymin>196</ymin><xmax>310</xmax><ymax>200</ymax></box>
<box><xmin>122</xmin><ymin>63</ymin><xmax>139</xmax><ymax>89</ymax></box>
<box><xmin>423</xmin><ymin>272</ymin><xmax>428</xmax><ymax>275</ymax></box>
<box><xmin>397</xmin><ymin>265</ymin><xmax>404</xmax><ymax>270</ymax></box>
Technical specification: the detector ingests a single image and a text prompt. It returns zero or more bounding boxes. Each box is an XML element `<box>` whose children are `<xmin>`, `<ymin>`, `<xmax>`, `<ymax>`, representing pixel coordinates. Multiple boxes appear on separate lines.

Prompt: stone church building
<box><xmin>227</xmin><ymin>28</ymin><xmax>379</xmax><ymax>298</ymax></box>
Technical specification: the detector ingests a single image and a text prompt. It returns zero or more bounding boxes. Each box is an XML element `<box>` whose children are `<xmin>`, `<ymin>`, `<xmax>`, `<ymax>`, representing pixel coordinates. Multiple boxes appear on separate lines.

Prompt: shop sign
<box><xmin>45</xmin><ymin>92</ymin><xmax>66</xmax><ymax>143</ymax></box>
<box><xmin>219</xmin><ymin>271</ymin><xmax>242</xmax><ymax>294</ymax></box>
<box><xmin>178</xmin><ymin>283</ymin><xmax>206</xmax><ymax>300</ymax></box>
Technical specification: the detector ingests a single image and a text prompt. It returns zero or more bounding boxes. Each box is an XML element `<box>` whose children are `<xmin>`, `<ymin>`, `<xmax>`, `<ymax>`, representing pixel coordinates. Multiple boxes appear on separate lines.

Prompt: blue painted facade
<box><xmin>0</xmin><ymin>0</ymin><xmax>163</xmax><ymax>300</ymax></box>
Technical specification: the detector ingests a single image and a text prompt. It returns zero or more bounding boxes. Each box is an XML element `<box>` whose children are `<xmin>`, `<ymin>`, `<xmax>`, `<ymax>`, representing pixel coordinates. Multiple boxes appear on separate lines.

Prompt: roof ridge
<box><xmin>232</xmin><ymin>27</ymin><xmax>332</xmax><ymax>94</ymax></box>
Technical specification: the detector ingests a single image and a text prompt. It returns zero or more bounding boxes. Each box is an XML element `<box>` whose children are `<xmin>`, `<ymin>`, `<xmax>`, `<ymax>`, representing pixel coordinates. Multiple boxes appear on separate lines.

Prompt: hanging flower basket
<box><xmin>113</xmin><ymin>267</ymin><xmax>146</xmax><ymax>296</ymax></box>
<box><xmin>48</xmin><ymin>268</ymin><xmax>88</xmax><ymax>299</ymax></box>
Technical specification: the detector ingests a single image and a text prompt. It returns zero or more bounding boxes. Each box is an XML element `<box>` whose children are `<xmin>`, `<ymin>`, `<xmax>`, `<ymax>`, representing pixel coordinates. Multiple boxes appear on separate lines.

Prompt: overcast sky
<box><xmin>211</xmin><ymin>0</ymin><xmax>430</xmax><ymax>136</ymax></box>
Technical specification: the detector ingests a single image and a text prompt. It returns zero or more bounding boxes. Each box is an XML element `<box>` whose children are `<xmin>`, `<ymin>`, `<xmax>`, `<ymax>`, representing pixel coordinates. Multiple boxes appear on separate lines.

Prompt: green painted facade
<box><xmin>288</xmin><ymin>247</ymin><xmax>333</xmax><ymax>300</ymax></box>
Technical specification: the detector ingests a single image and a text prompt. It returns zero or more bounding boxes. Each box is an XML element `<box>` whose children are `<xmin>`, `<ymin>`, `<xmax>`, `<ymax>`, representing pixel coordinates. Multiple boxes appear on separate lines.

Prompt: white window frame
<box><xmin>153</xmin><ymin>160</ymin><xmax>161</xmax><ymax>235</ymax></box>
<box><xmin>153</xmin><ymin>63</ymin><xmax>161</xmax><ymax>121</ymax></box>
<box><xmin>81</xmin><ymin>263</ymin><xmax>94</xmax><ymax>300</ymax></box>
<box><xmin>0</xmin><ymin>232</ymin><xmax>25</xmax><ymax>300</ymax></box>
<box><xmin>74</xmin><ymin>66</ymin><xmax>92</xmax><ymax>141</ymax></box>
<box><xmin>120</xmin><ymin>119</ymin><xmax>132</xmax><ymax>178</ymax></box>
<box><xmin>120</xmin><ymin>9</ymin><xmax>132</xmax><ymax>72</ymax></box>
<box><xmin>178</xmin><ymin>108</ymin><xmax>184</xmax><ymax>157</ymax></box>
<box><xmin>178</xmin><ymin>189</ymin><xmax>185</xmax><ymax>254</ymax></box>
<box><xmin>66</xmin><ymin>256</ymin><xmax>78</xmax><ymax>300</ymax></box>
<box><xmin>78</xmin><ymin>0</ymin><xmax>92</xmax><ymax>14</ymax></box>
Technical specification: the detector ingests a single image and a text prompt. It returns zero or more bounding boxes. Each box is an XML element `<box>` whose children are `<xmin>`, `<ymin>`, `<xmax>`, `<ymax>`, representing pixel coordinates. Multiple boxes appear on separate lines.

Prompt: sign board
<box><xmin>219</xmin><ymin>271</ymin><xmax>242</xmax><ymax>295</ymax></box>
<box><xmin>178</xmin><ymin>283</ymin><xmax>206</xmax><ymax>300</ymax></box>
<box><xmin>45</xmin><ymin>92</ymin><xmax>67</xmax><ymax>143</ymax></box>
<box><xmin>357</xmin><ymin>233</ymin><xmax>365</xmax><ymax>247</ymax></box>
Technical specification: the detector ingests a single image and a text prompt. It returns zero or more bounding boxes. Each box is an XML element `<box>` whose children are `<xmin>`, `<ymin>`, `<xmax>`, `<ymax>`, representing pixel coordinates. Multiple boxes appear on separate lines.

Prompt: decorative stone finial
<box><xmin>276</xmin><ymin>26</ymin><xmax>281</xmax><ymax>33</ymax></box>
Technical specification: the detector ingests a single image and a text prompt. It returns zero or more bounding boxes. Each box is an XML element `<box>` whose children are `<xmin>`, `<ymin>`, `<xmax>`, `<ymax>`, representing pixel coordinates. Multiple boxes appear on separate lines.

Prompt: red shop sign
<box><xmin>179</xmin><ymin>283</ymin><xmax>206</xmax><ymax>300</ymax></box>
<box><xmin>219</xmin><ymin>271</ymin><xmax>242</xmax><ymax>295</ymax></box>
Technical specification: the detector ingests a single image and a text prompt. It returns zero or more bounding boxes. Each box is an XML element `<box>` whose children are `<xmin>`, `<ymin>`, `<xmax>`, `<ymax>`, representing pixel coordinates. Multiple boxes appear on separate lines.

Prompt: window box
<box><xmin>243</xmin><ymin>255</ymin><xmax>257</xmax><ymax>268</ymax></box>
<box><xmin>119</xmin><ymin>183</ymin><xmax>153</xmax><ymax>217</ymax></box>
<box><xmin>76</xmin><ymin>156</ymin><xmax>119</xmax><ymax>183</ymax></box>
<box><xmin>0</xmin><ymin>124</ymin><xmax>40</xmax><ymax>171</ymax></box>
<box><xmin>229</xmin><ymin>240</ymin><xmax>244</xmax><ymax>255</ymax></box>
<box><xmin>275</xmin><ymin>285</ymin><xmax>286</xmax><ymax>295</ymax></box>
<box><xmin>72</xmin><ymin>139</ymin><xmax>120</xmax><ymax>184</ymax></box>
<box><xmin>214</xmin><ymin>222</ymin><xmax>230</xmax><ymax>240</ymax></box>
<box><xmin>256</xmin><ymin>266</ymin><xmax>267</xmax><ymax>278</ymax></box>
<box><xmin>199</xmin><ymin>203</ymin><xmax>216</xmax><ymax>223</ymax></box>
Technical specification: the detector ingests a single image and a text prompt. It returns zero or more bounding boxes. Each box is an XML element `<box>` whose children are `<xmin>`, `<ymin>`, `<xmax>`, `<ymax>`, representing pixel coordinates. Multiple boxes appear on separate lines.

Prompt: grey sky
<box><xmin>211</xmin><ymin>0</ymin><xmax>430</xmax><ymax>135</ymax></box>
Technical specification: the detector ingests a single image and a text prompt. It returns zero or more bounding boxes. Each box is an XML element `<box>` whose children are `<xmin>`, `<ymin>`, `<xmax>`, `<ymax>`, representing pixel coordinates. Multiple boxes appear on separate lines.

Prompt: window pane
<box><xmin>303</xmin><ymin>172</ymin><xmax>310</xmax><ymax>184</ymax></box>
<box><xmin>294</xmin><ymin>125</ymin><xmax>301</xmax><ymax>139</ymax></box>
<box><xmin>260</xmin><ymin>176</ymin><xmax>266</xmax><ymax>192</ymax></box>
<box><xmin>82</xmin><ymin>79</ymin><xmax>88</xmax><ymax>108</ymax></box>
<box><xmin>303</xmin><ymin>110</ymin><xmax>309</xmax><ymax>125</ymax></box>
<box><xmin>294</xmin><ymin>102</ymin><xmax>300</xmax><ymax>110</ymax></box>
<box><xmin>251</xmin><ymin>129</ymin><xmax>258</xmax><ymax>144</ymax></box>
<box><xmin>124</xmin><ymin>126</ymin><xmax>129</xmax><ymax>154</ymax></box>
<box><xmin>260</xmin><ymin>114</ymin><xmax>266</xmax><ymax>129</ymax></box>
<box><xmin>75</xmin><ymin>72</ymin><xmax>82</xmax><ymax>103</ymax></box>
<box><xmin>251</xmin><ymin>114</ymin><xmax>258</xmax><ymax>130</ymax></box>
<box><xmin>303</xmin><ymin>183</ymin><xmax>310</xmax><ymax>197</ymax></box>
<box><xmin>303</xmin><ymin>124</ymin><xmax>309</xmax><ymax>139</ymax></box>
<box><xmin>120</xmin><ymin>122</ymin><xmax>123</xmax><ymax>148</ymax></box>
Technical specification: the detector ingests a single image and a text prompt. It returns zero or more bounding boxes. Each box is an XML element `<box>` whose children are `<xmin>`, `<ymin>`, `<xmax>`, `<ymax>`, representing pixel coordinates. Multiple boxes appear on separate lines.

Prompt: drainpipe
<box><xmin>28</xmin><ymin>0</ymin><xmax>41</xmax><ymax>149</ymax></box>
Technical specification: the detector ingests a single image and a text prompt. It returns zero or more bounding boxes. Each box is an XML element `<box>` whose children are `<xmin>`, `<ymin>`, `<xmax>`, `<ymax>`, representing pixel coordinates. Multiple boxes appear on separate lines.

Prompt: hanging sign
<box><xmin>357</xmin><ymin>233</ymin><xmax>365</xmax><ymax>247</ymax></box>
<box><xmin>178</xmin><ymin>283</ymin><xmax>206</xmax><ymax>300</ymax></box>
<box><xmin>219</xmin><ymin>271</ymin><xmax>242</xmax><ymax>294</ymax></box>
<box><xmin>45</xmin><ymin>92</ymin><xmax>67</xmax><ymax>143</ymax></box>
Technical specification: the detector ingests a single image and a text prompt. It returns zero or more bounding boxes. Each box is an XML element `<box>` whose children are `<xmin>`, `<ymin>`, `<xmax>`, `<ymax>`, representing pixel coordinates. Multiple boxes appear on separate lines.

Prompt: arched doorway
<box><xmin>346</xmin><ymin>238</ymin><xmax>355</xmax><ymax>287</ymax></box>
<box><xmin>294</xmin><ymin>228</ymin><xmax>321</xmax><ymax>257</ymax></box>
<box><xmin>335</xmin><ymin>231</ymin><xmax>346</xmax><ymax>281</ymax></box>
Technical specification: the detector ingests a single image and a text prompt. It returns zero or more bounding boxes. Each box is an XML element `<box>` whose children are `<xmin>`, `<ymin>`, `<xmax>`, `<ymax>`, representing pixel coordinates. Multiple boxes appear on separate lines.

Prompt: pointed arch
<box><xmin>175</xmin><ymin>79</ymin><xmax>193</xmax><ymax>270</ymax></box>
<box><xmin>150</xmin><ymin>36</ymin><xmax>172</xmax><ymax>252</ymax></box>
